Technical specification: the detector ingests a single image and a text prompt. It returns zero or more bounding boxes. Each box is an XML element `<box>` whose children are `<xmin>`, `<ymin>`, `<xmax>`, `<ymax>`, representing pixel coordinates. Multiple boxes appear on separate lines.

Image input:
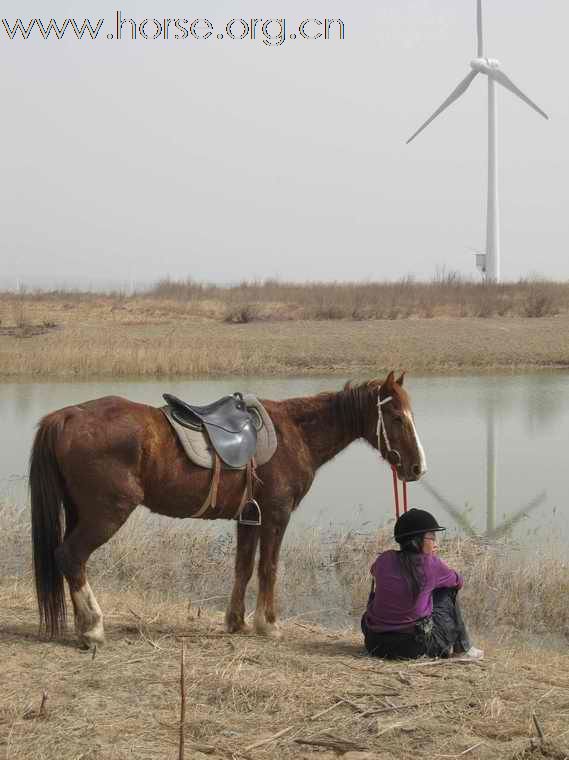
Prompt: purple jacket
<box><xmin>364</xmin><ymin>550</ymin><xmax>463</xmax><ymax>632</ymax></box>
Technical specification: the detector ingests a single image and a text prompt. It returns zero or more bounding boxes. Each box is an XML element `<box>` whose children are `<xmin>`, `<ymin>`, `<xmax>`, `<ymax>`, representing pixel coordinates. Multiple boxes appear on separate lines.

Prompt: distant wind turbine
<box><xmin>407</xmin><ymin>0</ymin><xmax>549</xmax><ymax>282</ymax></box>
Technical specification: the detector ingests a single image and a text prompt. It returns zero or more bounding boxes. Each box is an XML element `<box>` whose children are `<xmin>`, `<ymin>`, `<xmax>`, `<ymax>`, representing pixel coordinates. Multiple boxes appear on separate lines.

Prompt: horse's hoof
<box><xmin>80</xmin><ymin>635</ymin><xmax>105</xmax><ymax>649</ymax></box>
<box><xmin>78</xmin><ymin>622</ymin><xmax>105</xmax><ymax>649</ymax></box>
<box><xmin>254</xmin><ymin>622</ymin><xmax>282</xmax><ymax>639</ymax></box>
<box><xmin>225</xmin><ymin>614</ymin><xmax>244</xmax><ymax>634</ymax></box>
<box><xmin>225</xmin><ymin>621</ymin><xmax>252</xmax><ymax>635</ymax></box>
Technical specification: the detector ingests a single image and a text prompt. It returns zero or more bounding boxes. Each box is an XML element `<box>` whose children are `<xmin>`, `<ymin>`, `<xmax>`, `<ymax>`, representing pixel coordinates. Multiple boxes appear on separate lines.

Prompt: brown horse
<box><xmin>30</xmin><ymin>371</ymin><xmax>426</xmax><ymax>648</ymax></box>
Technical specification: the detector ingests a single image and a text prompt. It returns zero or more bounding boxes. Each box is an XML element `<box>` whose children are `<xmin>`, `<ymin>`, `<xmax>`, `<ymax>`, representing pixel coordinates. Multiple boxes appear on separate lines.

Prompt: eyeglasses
<box><xmin>423</xmin><ymin>535</ymin><xmax>438</xmax><ymax>543</ymax></box>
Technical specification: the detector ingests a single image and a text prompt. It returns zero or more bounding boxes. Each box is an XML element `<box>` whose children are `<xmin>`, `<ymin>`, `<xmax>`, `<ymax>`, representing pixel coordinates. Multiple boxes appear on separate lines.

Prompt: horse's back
<box><xmin>38</xmin><ymin>395</ymin><xmax>158</xmax><ymax>467</ymax></box>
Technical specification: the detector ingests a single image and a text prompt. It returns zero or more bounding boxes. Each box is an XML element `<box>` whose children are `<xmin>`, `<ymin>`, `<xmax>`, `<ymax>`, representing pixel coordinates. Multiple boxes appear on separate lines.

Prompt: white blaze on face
<box><xmin>404</xmin><ymin>410</ymin><xmax>427</xmax><ymax>476</ymax></box>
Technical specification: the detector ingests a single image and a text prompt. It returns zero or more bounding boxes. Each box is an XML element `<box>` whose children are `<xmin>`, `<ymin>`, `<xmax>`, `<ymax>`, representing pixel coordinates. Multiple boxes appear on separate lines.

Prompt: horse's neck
<box><xmin>288</xmin><ymin>391</ymin><xmax>364</xmax><ymax>471</ymax></box>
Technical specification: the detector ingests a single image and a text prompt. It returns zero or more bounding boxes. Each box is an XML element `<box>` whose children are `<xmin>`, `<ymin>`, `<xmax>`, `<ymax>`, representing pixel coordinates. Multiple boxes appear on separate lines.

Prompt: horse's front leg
<box><xmin>255</xmin><ymin>510</ymin><xmax>291</xmax><ymax>637</ymax></box>
<box><xmin>225</xmin><ymin>522</ymin><xmax>260</xmax><ymax>633</ymax></box>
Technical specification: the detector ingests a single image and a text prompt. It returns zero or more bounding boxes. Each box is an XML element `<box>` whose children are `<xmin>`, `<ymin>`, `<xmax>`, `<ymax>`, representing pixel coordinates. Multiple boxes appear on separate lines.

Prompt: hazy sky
<box><xmin>1</xmin><ymin>0</ymin><xmax>567</xmax><ymax>287</ymax></box>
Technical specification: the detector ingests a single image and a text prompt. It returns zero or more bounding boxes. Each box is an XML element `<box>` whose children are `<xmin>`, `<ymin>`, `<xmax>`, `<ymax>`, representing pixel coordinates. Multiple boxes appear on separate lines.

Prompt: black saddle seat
<box><xmin>163</xmin><ymin>392</ymin><xmax>257</xmax><ymax>469</ymax></box>
<box><xmin>164</xmin><ymin>392</ymin><xmax>250</xmax><ymax>433</ymax></box>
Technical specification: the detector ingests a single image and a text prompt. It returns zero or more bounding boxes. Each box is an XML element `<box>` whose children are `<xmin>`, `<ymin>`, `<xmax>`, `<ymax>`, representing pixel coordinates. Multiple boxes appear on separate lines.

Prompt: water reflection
<box><xmin>422</xmin><ymin>395</ymin><xmax>546</xmax><ymax>539</ymax></box>
<box><xmin>0</xmin><ymin>373</ymin><xmax>567</xmax><ymax>543</ymax></box>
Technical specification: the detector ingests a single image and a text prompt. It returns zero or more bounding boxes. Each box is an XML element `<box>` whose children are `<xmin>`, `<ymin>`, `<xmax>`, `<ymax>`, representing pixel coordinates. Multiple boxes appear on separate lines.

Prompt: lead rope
<box><xmin>390</xmin><ymin>467</ymin><xmax>407</xmax><ymax>517</ymax></box>
<box><xmin>391</xmin><ymin>465</ymin><xmax>400</xmax><ymax>519</ymax></box>
<box><xmin>377</xmin><ymin>394</ymin><xmax>408</xmax><ymax>518</ymax></box>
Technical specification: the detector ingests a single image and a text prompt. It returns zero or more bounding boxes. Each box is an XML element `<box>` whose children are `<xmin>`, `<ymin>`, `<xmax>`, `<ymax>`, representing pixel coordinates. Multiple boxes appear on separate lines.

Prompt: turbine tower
<box><xmin>407</xmin><ymin>0</ymin><xmax>548</xmax><ymax>282</ymax></box>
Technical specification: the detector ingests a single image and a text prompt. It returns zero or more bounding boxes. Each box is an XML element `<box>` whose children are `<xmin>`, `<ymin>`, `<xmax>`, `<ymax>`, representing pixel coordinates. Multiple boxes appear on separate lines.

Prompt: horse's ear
<box><xmin>396</xmin><ymin>372</ymin><xmax>406</xmax><ymax>387</ymax></box>
<box><xmin>382</xmin><ymin>371</ymin><xmax>396</xmax><ymax>390</ymax></box>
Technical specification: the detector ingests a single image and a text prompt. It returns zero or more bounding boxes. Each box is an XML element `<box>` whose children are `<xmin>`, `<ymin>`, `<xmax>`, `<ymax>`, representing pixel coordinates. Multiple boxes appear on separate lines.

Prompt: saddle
<box><xmin>162</xmin><ymin>392</ymin><xmax>274</xmax><ymax>526</ymax></box>
<box><xmin>163</xmin><ymin>392</ymin><xmax>257</xmax><ymax>469</ymax></box>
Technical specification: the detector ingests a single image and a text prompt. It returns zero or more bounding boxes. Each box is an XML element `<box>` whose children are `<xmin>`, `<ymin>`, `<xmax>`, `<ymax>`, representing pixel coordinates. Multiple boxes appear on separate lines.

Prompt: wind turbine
<box><xmin>407</xmin><ymin>0</ymin><xmax>549</xmax><ymax>282</ymax></box>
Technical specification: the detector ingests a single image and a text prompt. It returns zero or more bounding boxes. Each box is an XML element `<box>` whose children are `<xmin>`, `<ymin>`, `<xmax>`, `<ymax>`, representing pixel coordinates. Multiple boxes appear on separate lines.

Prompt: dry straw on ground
<box><xmin>2</xmin><ymin>501</ymin><xmax>569</xmax><ymax>758</ymax></box>
<box><xmin>2</xmin><ymin>582</ymin><xmax>569</xmax><ymax>760</ymax></box>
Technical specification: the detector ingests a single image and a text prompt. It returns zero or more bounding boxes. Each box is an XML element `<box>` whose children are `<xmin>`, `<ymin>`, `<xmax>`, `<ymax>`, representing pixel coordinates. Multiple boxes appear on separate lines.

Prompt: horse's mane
<box><xmin>283</xmin><ymin>379</ymin><xmax>385</xmax><ymax>440</ymax></box>
<box><xmin>334</xmin><ymin>381</ymin><xmax>379</xmax><ymax>439</ymax></box>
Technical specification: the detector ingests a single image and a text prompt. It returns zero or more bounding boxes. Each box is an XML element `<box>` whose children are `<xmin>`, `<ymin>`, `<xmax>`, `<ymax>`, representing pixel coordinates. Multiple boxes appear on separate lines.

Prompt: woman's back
<box><xmin>365</xmin><ymin>549</ymin><xmax>463</xmax><ymax>632</ymax></box>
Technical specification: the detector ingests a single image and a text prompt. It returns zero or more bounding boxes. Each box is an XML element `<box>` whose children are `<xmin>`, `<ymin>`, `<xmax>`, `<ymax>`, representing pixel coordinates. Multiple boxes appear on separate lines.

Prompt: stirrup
<box><xmin>239</xmin><ymin>499</ymin><xmax>262</xmax><ymax>527</ymax></box>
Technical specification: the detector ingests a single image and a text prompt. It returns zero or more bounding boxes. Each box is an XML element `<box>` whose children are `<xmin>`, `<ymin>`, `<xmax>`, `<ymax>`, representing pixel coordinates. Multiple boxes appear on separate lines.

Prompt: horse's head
<box><xmin>366</xmin><ymin>372</ymin><xmax>427</xmax><ymax>482</ymax></box>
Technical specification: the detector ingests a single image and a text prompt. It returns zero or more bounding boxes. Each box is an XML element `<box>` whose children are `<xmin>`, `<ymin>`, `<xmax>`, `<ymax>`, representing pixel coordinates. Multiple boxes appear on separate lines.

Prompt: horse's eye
<box><xmin>393</xmin><ymin>416</ymin><xmax>404</xmax><ymax>426</ymax></box>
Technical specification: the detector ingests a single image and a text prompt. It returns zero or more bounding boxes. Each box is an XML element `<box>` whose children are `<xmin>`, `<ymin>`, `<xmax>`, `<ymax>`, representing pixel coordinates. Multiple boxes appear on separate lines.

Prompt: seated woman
<box><xmin>361</xmin><ymin>508</ymin><xmax>483</xmax><ymax>660</ymax></box>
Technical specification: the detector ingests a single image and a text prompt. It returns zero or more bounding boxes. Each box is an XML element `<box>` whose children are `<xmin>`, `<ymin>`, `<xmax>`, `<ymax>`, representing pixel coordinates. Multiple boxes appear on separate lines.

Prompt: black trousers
<box><xmin>362</xmin><ymin>588</ymin><xmax>472</xmax><ymax>660</ymax></box>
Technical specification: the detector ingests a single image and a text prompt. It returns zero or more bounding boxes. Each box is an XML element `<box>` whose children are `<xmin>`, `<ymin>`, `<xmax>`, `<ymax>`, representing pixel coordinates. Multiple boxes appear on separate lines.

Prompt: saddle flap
<box><xmin>206</xmin><ymin>418</ymin><xmax>257</xmax><ymax>469</ymax></box>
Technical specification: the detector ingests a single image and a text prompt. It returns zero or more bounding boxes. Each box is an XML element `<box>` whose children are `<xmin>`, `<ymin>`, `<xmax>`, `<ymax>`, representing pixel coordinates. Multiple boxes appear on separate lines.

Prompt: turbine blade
<box><xmin>477</xmin><ymin>0</ymin><xmax>483</xmax><ymax>57</ymax></box>
<box><xmin>420</xmin><ymin>480</ymin><xmax>478</xmax><ymax>537</ymax></box>
<box><xmin>484</xmin><ymin>490</ymin><xmax>546</xmax><ymax>541</ymax></box>
<box><xmin>490</xmin><ymin>69</ymin><xmax>549</xmax><ymax>120</ymax></box>
<box><xmin>406</xmin><ymin>71</ymin><xmax>478</xmax><ymax>144</ymax></box>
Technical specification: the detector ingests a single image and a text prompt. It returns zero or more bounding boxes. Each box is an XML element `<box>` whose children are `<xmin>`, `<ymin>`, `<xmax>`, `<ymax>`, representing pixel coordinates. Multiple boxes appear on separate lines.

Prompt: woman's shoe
<box><xmin>464</xmin><ymin>646</ymin><xmax>484</xmax><ymax>660</ymax></box>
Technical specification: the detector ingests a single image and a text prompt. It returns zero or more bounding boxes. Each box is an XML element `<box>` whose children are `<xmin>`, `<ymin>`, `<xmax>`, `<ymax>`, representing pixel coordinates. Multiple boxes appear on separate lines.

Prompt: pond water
<box><xmin>1</xmin><ymin>372</ymin><xmax>568</xmax><ymax>543</ymax></box>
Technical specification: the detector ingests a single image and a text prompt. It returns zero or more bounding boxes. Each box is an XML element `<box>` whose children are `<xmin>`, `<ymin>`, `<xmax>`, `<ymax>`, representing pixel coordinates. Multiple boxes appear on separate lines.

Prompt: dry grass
<box><xmin>1</xmin><ymin>290</ymin><xmax>569</xmax><ymax>377</ymax></box>
<box><xmin>147</xmin><ymin>276</ymin><xmax>569</xmax><ymax>321</ymax></box>
<box><xmin>4</xmin><ymin>498</ymin><xmax>569</xmax><ymax>639</ymax></box>
<box><xmin>5</xmin><ymin>276</ymin><xmax>569</xmax><ymax>322</ymax></box>
<box><xmin>2</xmin><ymin>586</ymin><xmax>569</xmax><ymax>759</ymax></box>
<box><xmin>2</xmin><ymin>500</ymin><xmax>569</xmax><ymax>758</ymax></box>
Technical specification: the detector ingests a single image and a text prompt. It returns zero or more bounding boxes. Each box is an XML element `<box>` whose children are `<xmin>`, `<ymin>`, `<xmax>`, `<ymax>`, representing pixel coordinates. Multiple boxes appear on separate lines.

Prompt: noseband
<box><xmin>377</xmin><ymin>394</ymin><xmax>408</xmax><ymax>517</ymax></box>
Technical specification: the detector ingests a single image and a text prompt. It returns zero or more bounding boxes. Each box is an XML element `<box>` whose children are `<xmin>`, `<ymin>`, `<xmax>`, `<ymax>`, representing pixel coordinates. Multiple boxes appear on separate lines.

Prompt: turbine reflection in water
<box><xmin>421</xmin><ymin>397</ymin><xmax>546</xmax><ymax>540</ymax></box>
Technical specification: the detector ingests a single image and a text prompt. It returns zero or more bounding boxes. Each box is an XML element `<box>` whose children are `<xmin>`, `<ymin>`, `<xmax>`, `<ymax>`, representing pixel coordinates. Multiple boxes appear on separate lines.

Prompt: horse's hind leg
<box><xmin>255</xmin><ymin>510</ymin><xmax>291</xmax><ymax>637</ymax></box>
<box><xmin>69</xmin><ymin>577</ymin><xmax>104</xmax><ymax>649</ymax></box>
<box><xmin>225</xmin><ymin>523</ymin><xmax>260</xmax><ymax>633</ymax></box>
<box><xmin>56</xmin><ymin>509</ymin><xmax>133</xmax><ymax>649</ymax></box>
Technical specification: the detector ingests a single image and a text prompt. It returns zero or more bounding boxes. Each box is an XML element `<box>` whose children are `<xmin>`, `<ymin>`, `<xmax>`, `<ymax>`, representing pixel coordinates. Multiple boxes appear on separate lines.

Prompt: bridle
<box><xmin>377</xmin><ymin>393</ymin><xmax>408</xmax><ymax>518</ymax></box>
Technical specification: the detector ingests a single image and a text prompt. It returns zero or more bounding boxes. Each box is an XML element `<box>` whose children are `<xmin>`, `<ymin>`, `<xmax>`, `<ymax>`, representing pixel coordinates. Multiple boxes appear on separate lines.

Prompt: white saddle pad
<box><xmin>162</xmin><ymin>394</ymin><xmax>277</xmax><ymax>470</ymax></box>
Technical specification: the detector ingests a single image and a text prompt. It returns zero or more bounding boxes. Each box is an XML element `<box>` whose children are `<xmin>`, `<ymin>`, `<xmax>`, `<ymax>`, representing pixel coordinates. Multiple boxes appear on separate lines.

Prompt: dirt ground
<box><xmin>1</xmin><ymin>583</ymin><xmax>568</xmax><ymax>760</ymax></box>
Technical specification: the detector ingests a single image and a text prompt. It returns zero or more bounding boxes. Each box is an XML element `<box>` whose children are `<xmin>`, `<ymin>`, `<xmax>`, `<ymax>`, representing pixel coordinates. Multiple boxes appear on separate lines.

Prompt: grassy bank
<box><xmin>2</xmin><ymin>501</ymin><xmax>569</xmax><ymax>758</ymax></box>
<box><xmin>1</xmin><ymin>289</ymin><xmax>569</xmax><ymax>377</ymax></box>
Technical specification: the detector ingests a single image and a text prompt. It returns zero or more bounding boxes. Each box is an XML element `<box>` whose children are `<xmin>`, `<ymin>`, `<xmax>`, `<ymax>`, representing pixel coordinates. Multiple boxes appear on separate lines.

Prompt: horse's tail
<box><xmin>29</xmin><ymin>414</ymin><xmax>69</xmax><ymax>638</ymax></box>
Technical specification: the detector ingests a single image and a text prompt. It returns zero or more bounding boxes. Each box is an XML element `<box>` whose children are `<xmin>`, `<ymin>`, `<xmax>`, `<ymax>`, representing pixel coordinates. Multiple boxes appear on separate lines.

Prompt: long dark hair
<box><xmin>397</xmin><ymin>536</ymin><xmax>425</xmax><ymax>599</ymax></box>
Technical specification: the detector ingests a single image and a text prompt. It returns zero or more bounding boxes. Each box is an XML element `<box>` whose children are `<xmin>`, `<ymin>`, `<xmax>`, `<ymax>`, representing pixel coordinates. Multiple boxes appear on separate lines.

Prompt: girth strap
<box><xmin>193</xmin><ymin>455</ymin><xmax>261</xmax><ymax>523</ymax></box>
<box><xmin>193</xmin><ymin>453</ymin><xmax>222</xmax><ymax>518</ymax></box>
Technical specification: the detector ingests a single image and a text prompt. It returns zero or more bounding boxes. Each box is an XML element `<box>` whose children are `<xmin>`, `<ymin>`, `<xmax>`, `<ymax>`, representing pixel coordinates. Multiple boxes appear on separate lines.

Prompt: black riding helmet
<box><xmin>394</xmin><ymin>508</ymin><xmax>445</xmax><ymax>543</ymax></box>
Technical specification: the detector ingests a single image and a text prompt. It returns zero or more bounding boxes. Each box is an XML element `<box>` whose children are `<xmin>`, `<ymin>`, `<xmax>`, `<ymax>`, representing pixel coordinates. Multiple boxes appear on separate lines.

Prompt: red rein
<box><xmin>391</xmin><ymin>465</ymin><xmax>408</xmax><ymax>518</ymax></box>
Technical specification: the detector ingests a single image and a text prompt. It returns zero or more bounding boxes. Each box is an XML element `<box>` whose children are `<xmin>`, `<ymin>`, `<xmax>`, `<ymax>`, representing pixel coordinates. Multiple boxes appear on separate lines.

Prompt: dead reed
<box><xmin>146</xmin><ymin>275</ymin><xmax>569</xmax><ymax>321</ymax></box>
<box><xmin>1</xmin><ymin>293</ymin><xmax>569</xmax><ymax>377</ymax></box>
<box><xmin>3</xmin><ymin>498</ymin><xmax>569</xmax><ymax>640</ymax></box>
<box><xmin>2</xmin><ymin>276</ymin><xmax>569</xmax><ymax>326</ymax></box>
